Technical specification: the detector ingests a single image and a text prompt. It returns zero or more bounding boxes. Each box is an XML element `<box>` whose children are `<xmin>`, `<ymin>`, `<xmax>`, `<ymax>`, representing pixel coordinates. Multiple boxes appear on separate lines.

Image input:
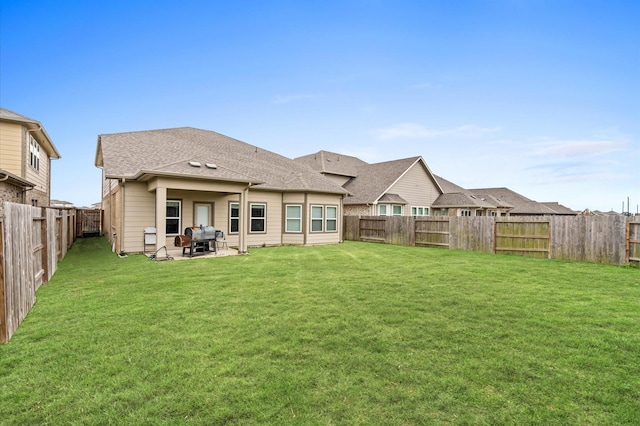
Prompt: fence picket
<box><xmin>0</xmin><ymin>202</ymin><xmax>81</xmax><ymax>343</ymax></box>
<box><xmin>346</xmin><ymin>215</ymin><xmax>639</xmax><ymax>266</ymax></box>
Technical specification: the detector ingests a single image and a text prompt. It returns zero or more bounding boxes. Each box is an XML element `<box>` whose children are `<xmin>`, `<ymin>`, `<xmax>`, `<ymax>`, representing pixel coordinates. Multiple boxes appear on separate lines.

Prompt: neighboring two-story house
<box><xmin>0</xmin><ymin>108</ymin><xmax>61</xmax><ymax>214</ymax></box>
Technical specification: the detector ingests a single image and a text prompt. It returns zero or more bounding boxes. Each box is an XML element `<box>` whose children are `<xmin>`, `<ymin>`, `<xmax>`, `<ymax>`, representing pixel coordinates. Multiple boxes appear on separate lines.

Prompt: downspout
<box><xmin>303</xmin><ymin>193</ymin><xmax>308</xmax><ymax>245</ymax></box>
<box><xmin>281</xmin><ymin>192</ymin><xmax>285</xmax><ymax>246</ymax></box>
<box><xmin>120</xmin><ymin>178</ymin><xmax>126</xmax><ymax>253</ymax></box>
<box><xmin>239</xmin><ymin>183</ymin><xmax>251</xmax><ymax>254</ymax></box>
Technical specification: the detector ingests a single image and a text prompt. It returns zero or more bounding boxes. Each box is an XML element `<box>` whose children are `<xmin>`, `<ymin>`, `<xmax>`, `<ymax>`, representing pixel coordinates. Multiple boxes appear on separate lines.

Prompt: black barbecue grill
<box><xmin>174</xmin><ymin>225</ymin><xmax>217</xmax><ymax>257</ymax></box>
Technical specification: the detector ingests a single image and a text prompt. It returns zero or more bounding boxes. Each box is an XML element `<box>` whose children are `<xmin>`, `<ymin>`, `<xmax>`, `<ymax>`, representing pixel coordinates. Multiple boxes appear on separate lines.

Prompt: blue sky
<box><xmin>1</xmin><ymin>0</ymin><xmax>638</xmax><ymax>212</ymax></box>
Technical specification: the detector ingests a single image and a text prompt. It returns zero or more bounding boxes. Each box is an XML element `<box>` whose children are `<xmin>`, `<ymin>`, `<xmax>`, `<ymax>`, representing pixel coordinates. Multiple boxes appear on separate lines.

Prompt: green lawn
<box><xmin>1</xmin><ymin>238</ymin><xmax>639</xmax><ymax>425</ymax></box>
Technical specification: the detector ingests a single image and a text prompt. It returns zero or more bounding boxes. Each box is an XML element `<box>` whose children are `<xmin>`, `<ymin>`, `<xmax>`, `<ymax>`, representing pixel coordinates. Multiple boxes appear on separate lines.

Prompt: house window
<box><xmin>378</xmin><ymin>204</ymin><xmax>387</xmax><ymax>216</ymax></box>
<box><xmin>29</xmin><ymin>136</ymin><xmax>40</xmax><ymax>171</ymax></box>
<box><xmin>489</xmin><ymin>210</ymin><xmax>498</xmax><ymax>217</ymax></box>
<box><xmin>285</xmin><ymin>205</ymin><xmax>302</xmax><ymax>232</ymax></box>
<box><xmin>166</xmin><ymin>200</ymin><xmax>181</xmax><ymax>235</ymax></box>
<box><xmin>411</xmin><ymin>206</ymin><xmax>430</xmax><ymax>217</ymax></box>
<box><xmin>392</xmin><ymin>205</ymin><xmax>402</xmax><ymax>216</ymax></box>
<box><xmin>229</xmin><ymin>202</ymin><xmax>239</xmax><ymax>234</ymax></box>
<box><xmin>326</xmin><ymin>206</ymin><xmax>338</xmax><ymax>232</ymax></box>
<box><xmin>250</xmin><ymin>203</ymin><xmax>266</xmax><ymax>233</ymax></box>
<box><xmin>460</xmin><ymin>209</ymin><xmax>471</xmax><ymax>217</ymax></box>
<box><xmin>311</xmin><ymin>205</ymin><xmax>324</xmax><ymax>232</ymax></box>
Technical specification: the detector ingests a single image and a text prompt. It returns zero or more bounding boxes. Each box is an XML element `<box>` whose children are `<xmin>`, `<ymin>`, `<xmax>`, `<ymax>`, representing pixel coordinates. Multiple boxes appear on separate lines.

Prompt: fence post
<box><xmin>0</xmin><ymin>222</ymin><xmax>6</xmax><ymax>343</ymax></box>
<box><xmin>626</xmin><ymin>222</ymin><xmax>630</xmax><ymax>264</ymax></box>
<box><xmin>40</xmin><ymin>218</ymin><xmax>49</xmax><ymax>284</ymax></box>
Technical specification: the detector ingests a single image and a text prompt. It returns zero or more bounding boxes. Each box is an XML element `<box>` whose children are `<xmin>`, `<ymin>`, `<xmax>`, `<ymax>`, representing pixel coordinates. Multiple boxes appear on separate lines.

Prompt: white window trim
<box><xmin>285</xmin><ymin>204</ymin><xmax>303</xmax><ymax>233</ymax></box>
<box><xmin>325</xmin><ymin>206</ymin><xmax>338</xmax><ymax>232</ymax></box>
<box><xmin>250</xmin><ymin>203</ymin><xmax>267</xmax><ymax>233</ymax></box>
<box><xmin>229</xmin><ymin>202</ymin><xmax>240</xmax><ymax>234</ymax></box>
<box><xmin>29</xmin><ymin>135</ymin><xmax>40</xmax><ymax>172</ymax></box>
<box><xmin>310</xmin><ymin>205</ymin><xmax>324</xmax><ymax>232</ymax></box>
<box><xmin>392</xmin><ymin>204</ymin><xmax>403</xmax><ymax>216</ymax></box>
<box><xmin>166</xmin><ymin>200</ymin><xmax>181</xmax><ymax>235</ymax></box>
<box><xmin>411</xmin><ymin>206</ymin><xmax>430</xmax><ymax>217</ymax></box>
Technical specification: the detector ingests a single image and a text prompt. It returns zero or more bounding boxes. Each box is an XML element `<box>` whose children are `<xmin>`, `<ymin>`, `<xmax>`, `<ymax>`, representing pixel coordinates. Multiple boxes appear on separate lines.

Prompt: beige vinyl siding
<box><xmin>246</xmin><ymin>191</ymin><xmax>282</xmax><ymax>247</ymax></box>
<box><xmin>25</xmin><ymin>146</ymin><xmax>49</xmax><ymax>194</ymax></box>
<box><xmin>386</xmin><ymin>162</ymin><xmax>440</xmax><ymax>214</ymax></box>
<box><xmin>0</xmin><ymin>122</ymin><xmax>23</xmax><ymax>175</ymax></box>
<box><xmin>122</xmin><ymin>181</ymin><xmax>156</xmax><ymax>253</ymax></box>
<box><xmin>306</xmin><ymin>193</ymin><xmax>343</xmax><ymax>245</ymax></box>
<box><xmin>281</xmin><ymin>193</ymin><xmax>306</xmax><ymax>245</ymax></box>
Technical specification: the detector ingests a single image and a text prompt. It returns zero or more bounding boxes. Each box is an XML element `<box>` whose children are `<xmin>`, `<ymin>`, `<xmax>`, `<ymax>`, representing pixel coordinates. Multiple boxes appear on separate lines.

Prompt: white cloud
<box><xmin>272</xmin><ymin>93</ymin><xmax>323</xmax><ymax>104</ymax></box>
<box><xmin>371</xmin><ymin>122</ymin><xmax>500</xmax><ymax>140</ymax></box>
<box><xmin>531</xmin><ymin>139</ymin><xmax>627</xmax><ymax>157</ymax></box>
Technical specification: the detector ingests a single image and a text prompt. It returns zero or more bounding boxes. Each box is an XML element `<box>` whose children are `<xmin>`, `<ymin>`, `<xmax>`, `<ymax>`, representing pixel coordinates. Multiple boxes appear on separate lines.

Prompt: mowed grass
<box><xmin>1</xmin><ymin>238</ymin><xmax>638</xmax><ymax>425</ymax></box>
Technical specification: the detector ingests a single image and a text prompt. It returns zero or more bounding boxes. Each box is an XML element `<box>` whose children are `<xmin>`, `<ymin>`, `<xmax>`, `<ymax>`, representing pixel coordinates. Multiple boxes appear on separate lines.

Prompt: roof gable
<box><xmin>342</xmin><ymin>156</ymin><xmax>443</xmax><ymax>204</ymax></box>
<box><xmin>0</xmin><ymin>107</ymin><xmax>61</xmax><ymax>159</ymax></box>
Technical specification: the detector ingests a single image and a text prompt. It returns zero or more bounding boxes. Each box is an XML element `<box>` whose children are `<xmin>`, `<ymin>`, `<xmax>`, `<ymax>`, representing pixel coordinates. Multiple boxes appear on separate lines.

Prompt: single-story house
<box><xmin>95</xmin><ymin>127</ymin><xmax>348</xmax><ymax>255</ymax></box>
<box><xmin>468</xmin><ymin>188</ymin><xmax>576</xmax><ymax>216</ymax></box>
<box><xmin>431</xmin><ymin>175</ymin><xmax>514</xmax><ymax>216</ymax></box>
<box><xmin>295</xmin><ymin>150</ymin><xmax>575</xmax><ymax>217</ymax></box>
<box><xmin>294</xmin><ymin>151</ymin><xmax>443</xmax><ymax>216</ymax></box>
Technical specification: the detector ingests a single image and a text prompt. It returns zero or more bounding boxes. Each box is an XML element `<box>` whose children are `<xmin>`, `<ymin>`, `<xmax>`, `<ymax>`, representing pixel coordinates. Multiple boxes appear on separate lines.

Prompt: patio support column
<box><xmin>155</xmin><ymin>186</ymin><xmax>167</xmax><ymax>252</ymax></box>
<box><xmin>238</xmin><ymin>185</ymin><xmax>249</xmax><ymax>253</ymax></box>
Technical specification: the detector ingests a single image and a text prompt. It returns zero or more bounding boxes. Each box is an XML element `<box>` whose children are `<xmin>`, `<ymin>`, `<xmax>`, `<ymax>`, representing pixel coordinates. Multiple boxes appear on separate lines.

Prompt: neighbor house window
<box><xmin>285</xmin><ymin>205</ymin><xmax>302</xmax><ymax>232</ymax></box>
<box><xmin>460</xmin><ymin>209</ymin><xmax>471</xmax><ymax>217</ymax></box>
<box><xmin>29</xmin><ymin>136</ymin><xmax>40</xmax><ymax>171</ymax></box>
<box><xmin>392</xmin><ymin>205</ymin><xmax>402</xmax><ymax>216</ymax></box>
<box><xmin>311</xmin><ymin>205</ymin><xmax>324</xmax><ymax>232</ymax></box>
<box><xmin>250</xmin><ymin>203</ymin><xmax>266</xmax><ymax>233</ymax></box>
<box><xmin>489</xmin><ymin>210</ymin><xmax>498</xmax><ymax>217</ymax></box>
<box><xmin>229</xmin><ymin>202</ymin><xmax>239</xmax><ymax>234</ymax></box>
<box><xmin>326</xmin><ymin>206</ymin><xmax>338</xmax><ymax>232</ymax></box>
<box><xmin>166</xmin><ymin>200</ymin><xmax>181</xmax><ymax>234</ymax></box>
<box><xmin>411</xmin><ymin>206</ymin><xmax>430</xmax><ymax>217</ymax></box>
<box><xmin>378</xmin><ymin>205</ymin><xmax>387</xmax><ymax>216</ymax></box>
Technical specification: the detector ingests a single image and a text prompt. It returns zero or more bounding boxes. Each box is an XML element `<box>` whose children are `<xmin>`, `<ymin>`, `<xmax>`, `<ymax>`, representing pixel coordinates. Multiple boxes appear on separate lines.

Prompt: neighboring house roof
<box><xmin>341</xmin><ymin>156</ymin><xmax>443</xmax><ymax>205</ymax></box>
<box><xmin>432</xmin><ymin>192</ymin><xmax>500</xmax><ymax>208</ymax></box>
<box><xmin>434</xmin><ymin>175</ymin><xmax>467</xmax><ymax>193</ymax></box>
<box><xmin>0</xmin><ymin>107</ymin><xmax>61</xmax><ymax>159</ymax></box>
<box><xmin>294</xmin><ymin>150</ymin><xmax>369</xmax><ymax>177</ymax></box>
<box><xmin>540</xmin><ymin>202</ymin><xmax>577</xmax><ymax>215</ymax></box>
<box><xmin>0</xmin><ymin>168</ymin><xmax>36</xmax><ymax>188</ymax></box>
<box><xmin>468</xmin><ymin>187</ymin><xmax>574</xmax><ymax>215</ymax></box>
<box><xmin>432</xmin><ymin>176</ymin><xmax>513</xmax><ymax>210</ymax></box>
<box><xmin>95</xmin><ymin>127</ymin><xmax>348</xmax><ymax>195</ymax></box>
<box><xmin>378</xmin><ymin>193</ymin><xmax>408</xmax><ymax>204</ymax></box>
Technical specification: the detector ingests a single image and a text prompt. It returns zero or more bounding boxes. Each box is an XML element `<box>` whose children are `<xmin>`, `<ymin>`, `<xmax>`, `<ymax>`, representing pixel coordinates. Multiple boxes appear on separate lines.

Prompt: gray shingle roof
<box><xmin>431</xmin><ymin>192</ymin><xmax>499</xmax><ymax>208</ymax></box>
<box><xmin>0</xmin><ymin>107</ymin><xmax>39</xmax><ymax>123</ymax></box>
<box><xmin>540</xmin><ymin>202</ymin><xmax>577</xmax><ymax>215</ymax></box>
<box><xmin>469</xmin><ymin>187</ymin><xmax>569</xmax><ymax>215</ymax></box>
<box><xmin>294</xmin><ymin>150</ymin><xmax>368</xmax><ymax>177</ymax></box>
<box><xmin>342</xmin><ymin>157</ymin><xmax>423</xmax><ymax>205</ymax></box>
<box><xmin>434</xmin><ymin>175</ymin><xmax>467</xmax><ymax>193</ymax></box>
<box><xmin>96</xmin><ymin>127</ymin><xmax>348</xmax><ymax>194</ymax></box>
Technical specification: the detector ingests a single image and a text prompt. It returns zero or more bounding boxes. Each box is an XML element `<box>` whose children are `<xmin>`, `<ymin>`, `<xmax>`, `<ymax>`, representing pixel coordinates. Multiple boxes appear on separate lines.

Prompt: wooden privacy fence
<box><xmin>345</xmin><ymin>215</ymin><xmax>640</xmax><ymax>266</ymax></box>
<box><xmin>0</xmin><ymin>202</ymin><xmax>77</xmax><ymax>343</ymax></box>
